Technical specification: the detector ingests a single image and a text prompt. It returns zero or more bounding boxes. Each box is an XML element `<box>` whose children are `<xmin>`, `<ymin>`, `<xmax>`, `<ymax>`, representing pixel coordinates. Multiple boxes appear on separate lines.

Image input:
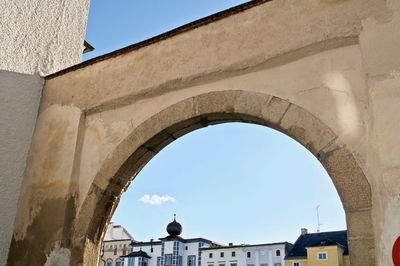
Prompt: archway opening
<box><xmin>115</xmin><ymin>122</ymin><xmax>345</xmax><ymax>237</ymax></box>
<box><xmin>99</xmin><ymin>122</ymin><xmax>346</xmax><ymax>266</ymax></box>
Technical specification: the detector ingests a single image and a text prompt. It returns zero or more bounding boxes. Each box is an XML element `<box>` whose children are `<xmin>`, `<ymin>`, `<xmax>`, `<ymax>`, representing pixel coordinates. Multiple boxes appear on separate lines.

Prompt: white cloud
<box><xmin>139</xmin><ymin>194</ymin><xmax>176</xmax><ymax>205</ymax></box>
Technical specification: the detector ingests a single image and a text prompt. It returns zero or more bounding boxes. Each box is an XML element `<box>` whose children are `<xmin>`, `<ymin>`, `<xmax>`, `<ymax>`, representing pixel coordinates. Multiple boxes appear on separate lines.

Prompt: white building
<box><xmin>116</xmin><ymin>217</ymin><xmax>293</xmax><ymax>266</ymax></box>
<box><xmin>120</xmin><ymin>216</ymin><xmax>219</xmax><ymax>266</ymax></box>
<box><xmin>100</xmin><ymin>223</ymin><xmax>135</xmax><ymax>266</ymax></box>
<box><xmin>201</xmin><ymin>242</ymin><xmax>293</xmax><ymax>266</ymax></box>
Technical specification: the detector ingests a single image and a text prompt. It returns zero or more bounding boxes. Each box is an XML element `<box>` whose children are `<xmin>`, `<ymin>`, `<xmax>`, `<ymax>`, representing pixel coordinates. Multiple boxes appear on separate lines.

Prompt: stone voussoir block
<box><xmin>279</xmin><ymin>103</ymin><xmax>336</xmax><ymax>154</ymax></box>
<box><xmin>261</xmin><ymin>96</ymin><xmax>291</xmax><ymax>125</ymax></box>
<box><xmin>346</xmin><ymin>208</ymin><xmax>375</xmax><ymax>239</ymax></box>
<box><xmin>318</xmin><ymin>144</ymin><xmax>372</xmax><ymax>211</ymax></box>
<box><xmin>233</xmin><ymin>91</ymin><xmax>271</xmax><ymax>118</ymax></box>
<box><xmin>194</xmin><ymin>90</ymin><xmax>242</xmax><ymax>116</ymax></box>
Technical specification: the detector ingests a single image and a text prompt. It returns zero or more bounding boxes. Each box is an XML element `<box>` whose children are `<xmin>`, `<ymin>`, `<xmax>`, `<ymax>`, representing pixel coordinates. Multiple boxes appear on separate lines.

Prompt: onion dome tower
<box><xmin>166</xmin><ymin>214</ymin><xmax>182</xmax><ymax>236</ymax></box>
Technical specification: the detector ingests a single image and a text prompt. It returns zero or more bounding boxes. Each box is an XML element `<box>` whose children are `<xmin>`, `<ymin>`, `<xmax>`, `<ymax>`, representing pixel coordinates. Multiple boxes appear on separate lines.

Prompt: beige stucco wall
<box><xmin>360</xmin><ymin>1</ymin><xmax>400</xmax><ymax>265</ymax></box>
<box><xmin>0</xmin><ymin>0</ymin><xmax>90</xmax><ymax>75</ymax></box>
<box><xmin>0</xmin><ymin>70</ymin><xmax>43</xmax><ymax>266</ymax></box>
<box><xmin>8</xmin><ymin>0</ymin><xmax>400</xmax><ymax>265</ymax></box>
<box><xmin>0</xmin><ymin>0</ymin><xmax>90</xmax><ymax>264</ymax></box>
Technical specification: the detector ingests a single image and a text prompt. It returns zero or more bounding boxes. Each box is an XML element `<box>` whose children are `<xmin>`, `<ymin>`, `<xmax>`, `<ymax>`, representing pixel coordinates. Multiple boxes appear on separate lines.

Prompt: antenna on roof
<box><xmin>316</xmin><ymin>205</ymin><xmax>322</xmax><ymax>232</ymax></box>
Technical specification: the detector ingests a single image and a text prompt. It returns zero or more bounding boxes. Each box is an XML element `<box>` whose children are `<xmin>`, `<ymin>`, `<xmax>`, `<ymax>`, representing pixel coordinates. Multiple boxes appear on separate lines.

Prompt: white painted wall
<box><xmin>243</xmin><ymin>245</ymin><xmax>286</xmax><ymax>266</ymax></box>
<box><xmin>202</xmin><ymin>247</ymin><xmax>244</xmax><ymax>266</ymax></box>
<box><xmin>0</xmin><ymin>0</ymin><xmax>90</xmax><ymax>75</ymax></box>
<box><xmin>104</xmin><ymin>223</ymin><xmax>134</xmax><ymax>241</ymax></box>
<box><xmin>0</xmin><ymin>70</ymin><xmax>43</xmax><ymax>266</ymax></box>
<box><xmin>202</xmin><ymin>244</ymin><xmax>287</xmax><ymax>266</ymax></box>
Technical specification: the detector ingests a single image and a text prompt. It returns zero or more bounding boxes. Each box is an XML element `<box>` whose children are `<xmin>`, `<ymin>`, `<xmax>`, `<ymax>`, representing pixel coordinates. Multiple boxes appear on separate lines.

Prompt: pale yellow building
<box><xmin>284</xmin><ymin>230</ymin><xmax>350</xmax><ymax>266</ymax></box>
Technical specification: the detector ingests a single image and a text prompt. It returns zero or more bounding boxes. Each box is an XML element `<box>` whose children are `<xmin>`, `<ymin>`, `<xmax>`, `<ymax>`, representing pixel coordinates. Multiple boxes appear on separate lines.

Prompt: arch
<box><xmin>276</xmin><ymin>250</ymin><xmax>281</xmax><ymax>257</ymax></box>
<box><xmin>72</xmin><ymin>90</ymin><xmax>375</xmax><ymax>265</ymax></box>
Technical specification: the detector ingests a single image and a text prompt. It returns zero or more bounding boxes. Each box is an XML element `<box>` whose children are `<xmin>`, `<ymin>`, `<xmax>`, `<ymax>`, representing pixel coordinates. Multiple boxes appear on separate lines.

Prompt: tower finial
<box><xmin>174</xmin><ymin>214</ymin><xmax>176</xmax><ymax>221</ymax></box>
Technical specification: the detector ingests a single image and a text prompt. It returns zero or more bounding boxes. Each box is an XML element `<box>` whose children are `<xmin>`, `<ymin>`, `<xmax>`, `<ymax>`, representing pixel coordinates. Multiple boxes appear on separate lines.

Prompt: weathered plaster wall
<box><xmin>75</xmin><ymin>44</ymin><xmax>367</xmax><ymax>206</ymax></box>
<box><xmin>359</xmin><ymin>0</ymin><xmax>400</xmax><ymax>264</ymax></box>
<box><xmin>0</xmin><ymin>0</ymin><xmax>90</xmax><ymax>75</ymax></box>
<box><xmin>0</xmin><ymin>70</ymin><xmax>43</xmax><ymax>266</ymax></box>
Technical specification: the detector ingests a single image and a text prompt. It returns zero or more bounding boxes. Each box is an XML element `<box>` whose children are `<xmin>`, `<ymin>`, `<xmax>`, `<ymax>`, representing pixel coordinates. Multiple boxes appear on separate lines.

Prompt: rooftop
<box><xmin>201</xmin><ymin>242</ymin><xmax>292</xmax><ymax>250</ymax></box>
<box><xmin>285</xmin><ymin>230</ymin><xmax>349</xmax><ymax>259</ymax></box>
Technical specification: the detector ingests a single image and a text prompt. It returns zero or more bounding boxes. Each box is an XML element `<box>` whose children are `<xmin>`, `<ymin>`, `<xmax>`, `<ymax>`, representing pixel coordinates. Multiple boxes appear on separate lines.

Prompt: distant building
<box><xmin>201</xmin><ymin>242</ymin><xmax>292</xmax><ymax>266</ymax></box>
<box><xmin>284</xmin><ymin>229</ymin><xmax>350</xmax><ymax>266</ymax></box>
<box><xmin>100</xmin><ymin>223</ymin><xmax>135</xmax><ymax>266</ymax></box>
<box><xmin>120</xmin><ymin>216</ymin><xmax>220</xmax><ymax>266</ymax></box>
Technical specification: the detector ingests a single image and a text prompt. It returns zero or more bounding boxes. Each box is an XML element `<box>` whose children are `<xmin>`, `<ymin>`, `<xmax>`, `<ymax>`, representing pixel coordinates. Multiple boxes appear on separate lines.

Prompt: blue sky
<box><xmin>84</xmin><ymin>0</ymin><xmax>250</xmax><ymax>61</ymax></box>
<box><xmin>112</xmin><ymin>124</ymin><xmax>345</xmax><ymax>245</ymax></box>
<box><xmin>84</xmin><ymin>1</ymin><xmax>346</xmax><ymax>245</ymax></box>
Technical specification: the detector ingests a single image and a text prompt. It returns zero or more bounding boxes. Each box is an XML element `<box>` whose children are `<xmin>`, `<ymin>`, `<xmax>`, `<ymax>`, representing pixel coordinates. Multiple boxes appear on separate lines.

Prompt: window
<box><xmin>276</xmin><ymin>250</ymin><xmax>281</xmax><ymax>256</ymax></box>
<box><xmin>116</xmin><ymin>259</ymin><xmax>124</xmax><ymax>266</ymax></box>
<box><xmin>231</xmin><ymin>264</ymin><xmax>237</xmax><ymax>266</ymax></box>
<box><xmin>165</xmin><ymin>254</ymin><xmax>172</xmax><ymax>266</ymax></box>
<box><xmin>157</xmin><ymin>257</ymin><xmax>161</xmax><ymax>266</ymax></box>
<box><xmin>114</xmin><ymin>247</ymin><xmax>117</xmax><ymax>255</ymax></box>
<box><xmin>188</xmin><ymin>255</ymin><xmax>196</xmax><ymax>266</ymax></box>
<box><xmin>185</xmin><ymin>246</ymin><xmax>188</xmax><ymax>250</ymax></box>
<box><xmin>247</xmin><ymin>252</ymin><xmax>251</xmax><ymax>258</ymax></box>
<box><xmin>261</xmin><ymin>264</ymin><xmax>268</xmax><ymax>266</ymax></box>
<box><xmin>247</xmin><ymin>264</ymin><xmax>255</xmax><ymax>266</ymax></box>
<box><xmin>274</xmin><ymin>264</ymin><xmax>281</xmax><ymax>266</ymax></box>
<box><xmin>231</xmin><ymin>251</ymin><xmax>236</xmax><ymax>257</ymax></box>
<box><xmin>128</xmin><ymin>258</ymin><xmax>134</xmax><ymax>266</ymax></box>
<box><xmin>106</xmin><ymin>259</ymin><xmax>113</xmax><ymax>266</ymax></box>
<box><xmin>219</xmin><ymin>264</ymin><xmax>225</xmax><ymax>266</ymax></box>
<box><xmin>317</xmin><ymin>252</ymin><xmax>328</xmax><ymax>260</ymax></box>
<box><xmin>209</xmin><ymin>253</ymin><xmax>213</xmax><ymax>258</ymax></box>
<box><xmin>220</xmin><ymin>252</ymin><xmax>224</xmax><ymax>258</ymax></box>
<box><xmin>138</xmin><ymin>257</ymin><xmax>148</xmax><ymax>266</ymax></box>
<box><xmin>151</xmin><ymin>247</ymin><xmax>153</xmax><ymax>253</ymax></box>
<box><xmin>293</xmin><ymin>263</ymin><xmax>300</xmax><ymax>266</ymax></box>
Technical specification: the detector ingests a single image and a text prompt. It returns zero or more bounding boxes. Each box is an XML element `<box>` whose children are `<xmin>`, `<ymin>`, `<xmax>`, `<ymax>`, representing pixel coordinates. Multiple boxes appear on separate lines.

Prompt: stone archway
<box><xmin>8</xmin><ymin>0</ymin><xmax>400</xmax><ymax>264</ymax></box>
<box><xmin>72</xmin><ymin>91</ymin><xmax>375</xmax><ymax>266</ymax></box>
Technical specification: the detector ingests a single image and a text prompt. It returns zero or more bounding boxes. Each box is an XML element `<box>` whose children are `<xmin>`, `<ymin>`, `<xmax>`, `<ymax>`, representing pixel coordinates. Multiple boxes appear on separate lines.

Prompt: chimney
<box><xmin>301</xmin><ymin>228</ymin><xmax>308</xmax><ymax>236</ymax></box>
<box><xmin>229</xmin><ymin>243</ymin><xmax>233</xmax><ymax>246</ymax></box>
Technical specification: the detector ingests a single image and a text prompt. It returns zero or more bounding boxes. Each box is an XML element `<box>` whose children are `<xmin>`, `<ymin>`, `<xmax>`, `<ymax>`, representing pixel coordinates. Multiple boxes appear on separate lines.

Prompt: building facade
<box><xmin>201</xmin><ymin>242</ymin><xmax>292</xmax><ymax>266</ymax></box>
<box><xmin>100</xmin><ymin>223</ymin><xmax>135</xmax><ymax>266</ymax></box>
<box><xmin>284</xmin><ymin>229</ymin><xmax>350</xmax><ymax>266</ymax></box>
<box><xmin>116</xmin><ymin>217</ymin><xmax>296</xmax><ymax>266</ymax></box>
<box><xmin>120</xmin><ymin>217</ymin><xmax>218</xmax><ymax>266</ymax></box>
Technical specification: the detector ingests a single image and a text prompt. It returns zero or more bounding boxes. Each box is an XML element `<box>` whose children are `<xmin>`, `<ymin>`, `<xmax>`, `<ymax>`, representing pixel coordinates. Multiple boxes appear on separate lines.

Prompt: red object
<box><xmin>393</xmin><ymin>236</ymin><xmax>400</xmax><ymax>266</ymax></box>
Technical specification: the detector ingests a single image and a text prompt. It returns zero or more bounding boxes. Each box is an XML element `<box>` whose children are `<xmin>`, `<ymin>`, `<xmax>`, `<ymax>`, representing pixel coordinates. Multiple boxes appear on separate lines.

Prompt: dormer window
<box><xmin>317</xmin><ymin>252</ymin><xmax>328</xmax><ymax>260</ymax></box>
